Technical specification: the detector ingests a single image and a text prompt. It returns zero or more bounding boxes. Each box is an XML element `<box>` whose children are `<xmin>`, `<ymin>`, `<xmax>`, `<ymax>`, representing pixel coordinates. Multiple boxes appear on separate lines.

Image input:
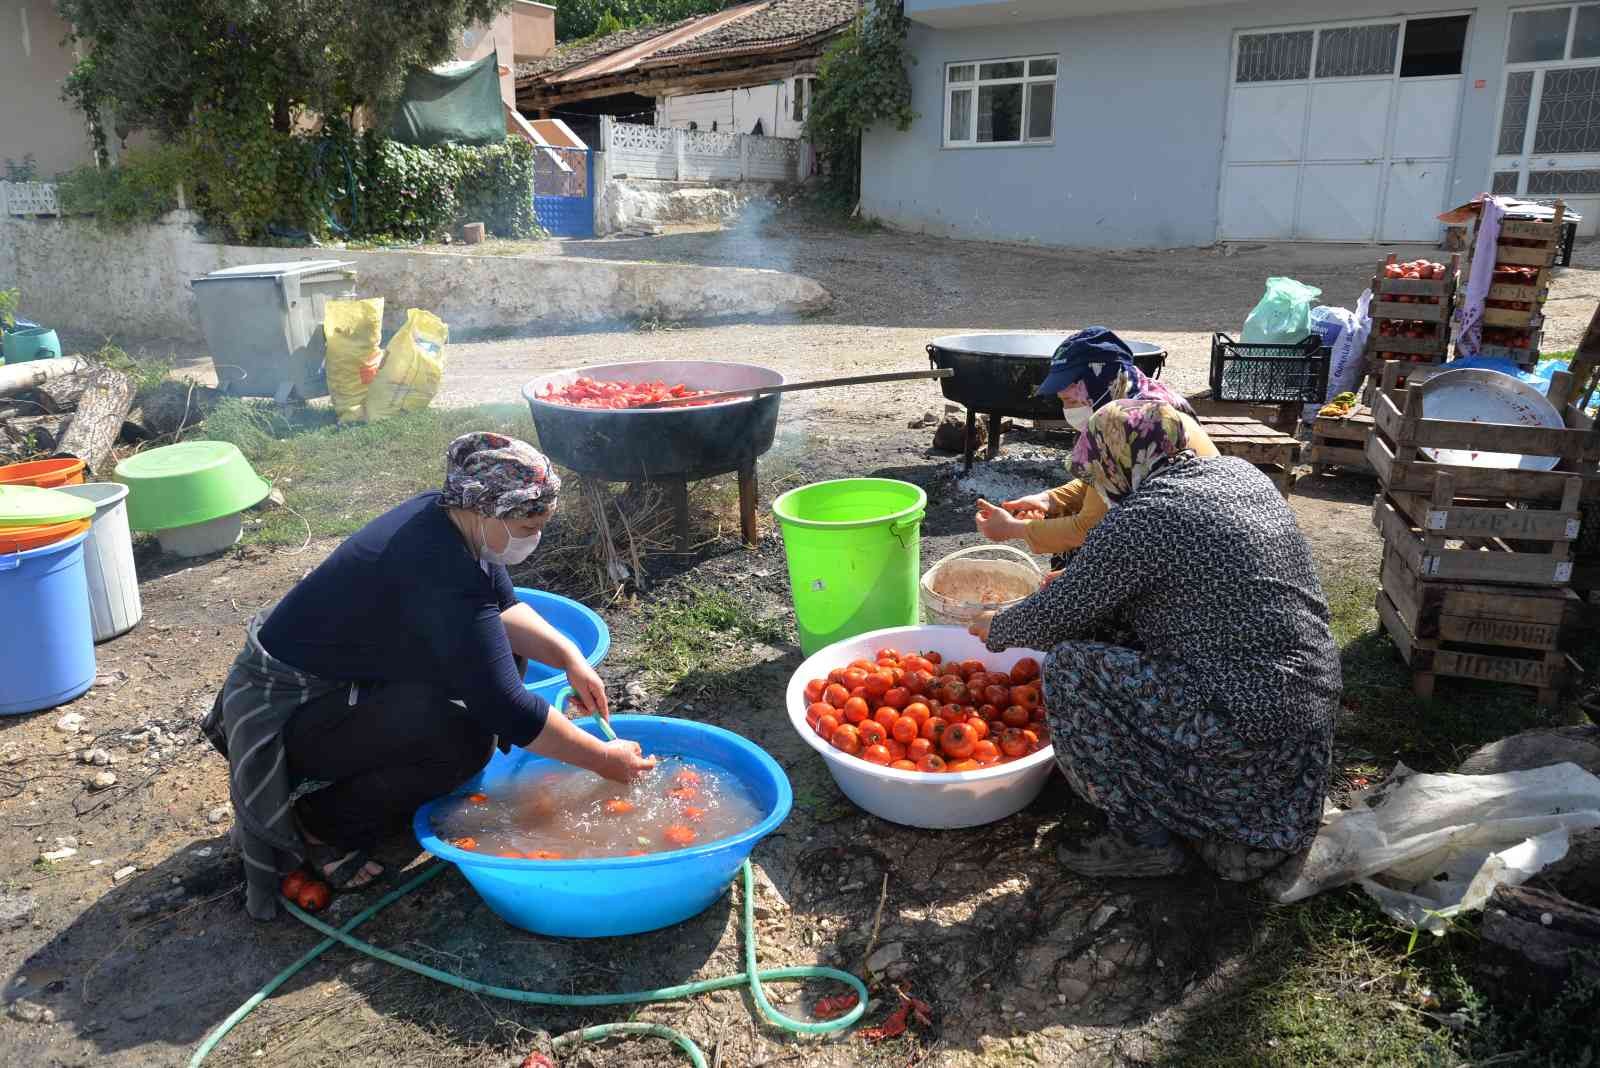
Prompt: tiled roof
<box><xmin>653</xmin><ymin>0</ymin><xmax>857</xmax><ymax>59</ymax></box>
<box><xmin>515</xmin><ymin>0</ymin><xmax>854</xmax><ymax>85</ymax></box>
<box><xmin>514</xmin><ymin>18</ymin><xmax>700</xmax><ymax>80</ymax></box>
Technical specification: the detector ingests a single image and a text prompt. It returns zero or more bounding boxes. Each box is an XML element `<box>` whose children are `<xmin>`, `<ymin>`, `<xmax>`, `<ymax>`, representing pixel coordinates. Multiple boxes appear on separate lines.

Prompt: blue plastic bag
<box><xmin>1446</xmin><ymin>355</ymin><xmax>1548</xmax><ymax>392</ymax></box>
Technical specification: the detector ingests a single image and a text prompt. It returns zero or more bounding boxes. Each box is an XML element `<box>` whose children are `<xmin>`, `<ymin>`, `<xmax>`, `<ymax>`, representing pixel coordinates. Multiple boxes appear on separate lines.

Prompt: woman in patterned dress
<box><xmin>969</xmin><ymin>402</ymin><xmax>1340</xmax><ymax>880</ymax></box>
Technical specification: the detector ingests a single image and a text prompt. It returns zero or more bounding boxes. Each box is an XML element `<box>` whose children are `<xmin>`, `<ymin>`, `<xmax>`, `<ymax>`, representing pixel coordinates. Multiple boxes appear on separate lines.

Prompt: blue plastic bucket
<box><xmin>1</xmin><ymin>327</ymin><xmax>62</xmax><ymax>365</ymax></box>
<box><xmin>413</xmin><ymin>715</ymin><xmax>792</xmax><ymax>937</ymax></box>
<box><xmin>0</xmin><ymin>529</ymin><xmax>96</xmax><ymax>715</ymax></box>
<box><xmin>514</xmin><ymin>587</ymin><xmax>610</xmax><ymax>703</ymax></box>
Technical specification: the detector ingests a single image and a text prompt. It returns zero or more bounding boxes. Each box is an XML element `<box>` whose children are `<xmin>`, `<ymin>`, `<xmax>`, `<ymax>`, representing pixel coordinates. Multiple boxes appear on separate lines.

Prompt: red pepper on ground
<box><xmin>861</xmin><ymin>987</ymin><xmax>933</xmax><ymax>1041</ymax></box>
<box><xmin>812</xmin><ymin>993</ymin><xmax>859</xmax><ymax>1020</ymax></box>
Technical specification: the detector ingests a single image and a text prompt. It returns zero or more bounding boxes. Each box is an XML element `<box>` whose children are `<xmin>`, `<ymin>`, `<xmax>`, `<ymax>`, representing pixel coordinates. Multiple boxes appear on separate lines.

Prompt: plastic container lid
<box><xmin>114</xmin><ymin>440</ymin><xmax>271</xmax><ymax>531</ymax></box>
<box><xmin>0</xmin><ymin>517</ymin><xmax>91</xmax><ymax>553</ymax></box>
<box><xmin>0</xmin><ymin>484</ymin><xmax>96</xmax><ymax>527</ymax></box>
<box><xmin>191</xmin><ymin>260</ymin><xmax>355</xmax><ymax>284</ymax></box>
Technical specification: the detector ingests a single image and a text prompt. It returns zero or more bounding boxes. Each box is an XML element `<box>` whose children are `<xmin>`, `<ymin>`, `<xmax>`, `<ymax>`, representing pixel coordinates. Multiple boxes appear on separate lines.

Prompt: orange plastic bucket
<box><xmin>0</xmin><ymin>457</ymin><xmax>87</xmax><ymax>488</ymax></box>
<box><xmin>0</xmin><ymin>517</ymin><xmax>91</xmax><ymax>554</ymax></box>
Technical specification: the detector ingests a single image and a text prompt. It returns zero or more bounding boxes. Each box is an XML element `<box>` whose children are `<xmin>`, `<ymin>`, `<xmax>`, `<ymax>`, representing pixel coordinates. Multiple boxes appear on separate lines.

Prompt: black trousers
<box><xmin>283</xmin><ymin>681</ymin><xmax>494</xmax><ymax>852</ymax></box>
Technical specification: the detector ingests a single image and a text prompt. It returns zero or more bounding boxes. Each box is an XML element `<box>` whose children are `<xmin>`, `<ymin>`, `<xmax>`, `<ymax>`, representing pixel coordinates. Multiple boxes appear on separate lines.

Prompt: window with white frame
<box><xmin>944</xmin><ymin>56</ymin><xmax>1057</xmax><ymax>147</ymax></box>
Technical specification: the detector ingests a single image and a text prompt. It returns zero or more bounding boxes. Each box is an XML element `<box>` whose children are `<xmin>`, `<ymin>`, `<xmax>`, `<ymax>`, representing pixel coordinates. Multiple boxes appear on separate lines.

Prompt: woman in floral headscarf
<box><xmin>204</xmin><ymin>432</ymin><xmax>653</xmax><ymax>919</ymax></box>
<box><xmin>973</xmin><ymin>327</ymin><xmax>1217</xmax><ymax>566</ymax></box>
<box><xmin>969</xmin><ymin>402</ymin><xmax>1340</xmax><ymax>882</ymax></box>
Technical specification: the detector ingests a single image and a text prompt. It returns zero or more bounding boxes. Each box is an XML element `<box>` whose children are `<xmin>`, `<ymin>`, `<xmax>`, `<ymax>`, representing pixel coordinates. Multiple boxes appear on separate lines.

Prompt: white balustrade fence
<box><xmin>1</xmin><ymin>181</ymin><xmax>61</xmax><ymax>217</ymax></box>
<box><xmin>601</xmin><ymin>116</ymin><xmax>807</xmax><ymax>183</ymax></box>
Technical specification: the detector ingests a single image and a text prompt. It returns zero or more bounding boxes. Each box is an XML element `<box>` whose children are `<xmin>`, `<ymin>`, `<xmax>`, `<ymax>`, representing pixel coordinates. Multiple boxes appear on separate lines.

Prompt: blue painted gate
<box><xmin>533</xmin><ymin>146</ymin><xmax>594</xmax><ymax>238</ymax></box>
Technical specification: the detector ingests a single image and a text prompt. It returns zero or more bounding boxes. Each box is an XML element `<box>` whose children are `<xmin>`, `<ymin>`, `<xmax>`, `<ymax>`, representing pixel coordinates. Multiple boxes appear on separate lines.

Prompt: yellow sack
<box><xmin>366</xmin><ymin>309</ymin><xmax>449</xmax><ymax>421</ymax></box>
<box><xmin>323</xmin><ymin>298</ymin><xmax>385</xmax><ymax>423</ymax></box>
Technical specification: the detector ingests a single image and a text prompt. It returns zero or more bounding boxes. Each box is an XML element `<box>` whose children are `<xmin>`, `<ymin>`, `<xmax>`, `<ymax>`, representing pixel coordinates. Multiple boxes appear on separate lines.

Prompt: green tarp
<box><xmin>388</xmin><ymin>51</ymin><xmax>503</xmax><ymax>147</ymax></box>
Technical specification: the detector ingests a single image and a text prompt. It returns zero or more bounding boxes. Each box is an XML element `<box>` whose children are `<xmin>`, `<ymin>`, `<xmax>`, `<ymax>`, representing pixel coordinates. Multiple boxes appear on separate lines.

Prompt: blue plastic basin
<box><xmin>514</xmin><ymin>587</ymin><xmax>610</xmax><ymax>704</ymax></box>
<box><xmin>413</xmin><ymin>715</ymin><xmax>792</xmax><ymax>937</ymax></box>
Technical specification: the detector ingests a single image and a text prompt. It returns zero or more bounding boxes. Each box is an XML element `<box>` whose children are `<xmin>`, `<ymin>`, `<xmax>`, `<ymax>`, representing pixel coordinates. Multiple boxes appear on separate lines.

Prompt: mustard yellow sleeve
<box><xmin>1023</xmin><ymin>485</ymin><xmax>1109</xmax><ymax>554</ymax></box>
<box><xmin>1044</xmin><ymin>479</ymin><xmax>1088</xmax><ymax>516</ymax></box>
<box><xmin>1184</xmin><ymin>414</ymin><xmax>1220</xmax><ymax>458</ymax></box>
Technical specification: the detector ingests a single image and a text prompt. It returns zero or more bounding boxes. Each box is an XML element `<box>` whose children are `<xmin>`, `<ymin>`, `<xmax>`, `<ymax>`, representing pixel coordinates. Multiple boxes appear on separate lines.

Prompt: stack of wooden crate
<box><xmin>1365</xmin><ymin>365</ymin><xmax>1598</xmax><ymax>705</ymax></box>
<box><xmin>1460</xmin><ymin>202</ymin><xmax>1565</xmax><ymax>367</ymax></box>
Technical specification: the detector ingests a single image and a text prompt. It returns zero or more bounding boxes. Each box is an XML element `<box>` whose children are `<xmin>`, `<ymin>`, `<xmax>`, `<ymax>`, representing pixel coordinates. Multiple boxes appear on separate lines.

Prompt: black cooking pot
<box><xmin>926</xmin><ymin>333</ymin><xmax>1168</xmax><ymax>419</ymax></box>
<box><xmin>522</xmin><ymin>360</ymin><xmax>783</xmax><ymax>481</ymax></box>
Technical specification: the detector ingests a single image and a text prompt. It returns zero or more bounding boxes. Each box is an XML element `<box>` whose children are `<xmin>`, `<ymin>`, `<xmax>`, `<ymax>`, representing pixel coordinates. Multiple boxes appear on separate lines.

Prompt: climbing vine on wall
<box><xmin>803</xmin><ymin>0</ymin><xmax>915</xmax><ymax>202</ymax></box>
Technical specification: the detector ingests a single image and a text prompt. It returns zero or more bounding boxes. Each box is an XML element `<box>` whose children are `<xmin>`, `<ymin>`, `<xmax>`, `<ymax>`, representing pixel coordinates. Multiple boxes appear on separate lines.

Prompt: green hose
<box><xmin>190</xmin><ymin>710</ymin><xmax>866</xmax><ymax>1065</ymax></box>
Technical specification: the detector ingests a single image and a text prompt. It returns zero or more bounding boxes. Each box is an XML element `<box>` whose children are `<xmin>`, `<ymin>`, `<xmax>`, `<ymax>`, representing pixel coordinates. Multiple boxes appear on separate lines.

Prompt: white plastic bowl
<box><xmin>785</xmin><ymin>624</ymin><xmax>1057</xmax><ymax>829</ymax></box>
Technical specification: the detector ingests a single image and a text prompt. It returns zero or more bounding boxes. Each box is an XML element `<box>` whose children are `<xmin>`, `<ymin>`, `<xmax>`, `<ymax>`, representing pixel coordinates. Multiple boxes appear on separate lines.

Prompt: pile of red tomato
<box><xmin>1481</xmin><ymin>326</ymin><xmax>1536</xmax><ymax>350</ymax></box>
<box><xmin>536</xmin><ymin>377</ymin><xmax>718</xmax><ymax>409</ymax></box>
<box><xmin>801</xmin><ymin>647</ymin><xmax>1050</xmax><ymax>774</ymax></box>
<box><xmin>280</xmin><ymin>870</ymin><xmax>332</xmax><ymax>912</ymax></box>
<box><xmin>1492</xmin><ymin>265</ymin><xmax>1543</xmax><ymax>286</ymax></box>
<box><xmin>1383</xmin><ymin>259</ymin><xmax>1448</xmax><ymax>281</ymax></box>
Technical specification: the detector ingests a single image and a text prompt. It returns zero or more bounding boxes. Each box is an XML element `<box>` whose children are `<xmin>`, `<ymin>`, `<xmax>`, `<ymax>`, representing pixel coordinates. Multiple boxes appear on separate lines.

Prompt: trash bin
<box><xmin>190</xmin><ymin>261</ymin><xmax>357</xmax><ymax>401</ymax></box>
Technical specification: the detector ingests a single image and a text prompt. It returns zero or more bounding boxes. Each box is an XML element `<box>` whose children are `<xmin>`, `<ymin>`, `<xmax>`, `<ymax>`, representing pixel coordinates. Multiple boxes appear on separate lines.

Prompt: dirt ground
<box><xmin>7</xmin><ymin>218</ymin><xmax>1599</xmax><ymax>1067</ymax></box>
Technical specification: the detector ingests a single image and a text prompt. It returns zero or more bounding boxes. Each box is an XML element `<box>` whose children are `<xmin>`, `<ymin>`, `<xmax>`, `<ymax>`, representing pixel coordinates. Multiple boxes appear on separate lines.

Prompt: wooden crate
<box><xmin>1459</xmin><ymin>203</ymin><xmax>1565</xmax><ymax>364</ymax></box>
<box><xmin>1196</xmin><ymin>415</ymin><xmax>1301</xmax><ymax>495</ymax></box>
<box><xmin>1365</xmin><ymin>371</ymin><xmax>1600</xmax><ymax>506</ymax></box>
<box><xmin>1373</xmin><ymin>488</ymin><xmax>1580</xmax><ymax>587</ymax></box>
<box><xmin>1365</xmin><ymin>253</ymin><xmax>1459</xmax><ymax>374</ymax></box>
<box><xmin>1377</xmin><ymin>584</ymin><xmax>1577</xmax><ymax>706</ymax></box>
<box><xmin>1308</xmin><ymin>407</ymin><xmax>1373</xmax><ymax>476</ymax></box>
<box><xmin>1380</xmin><ymin>542</ymin><xmax>1581</xmax><ymax>648</ymax></box>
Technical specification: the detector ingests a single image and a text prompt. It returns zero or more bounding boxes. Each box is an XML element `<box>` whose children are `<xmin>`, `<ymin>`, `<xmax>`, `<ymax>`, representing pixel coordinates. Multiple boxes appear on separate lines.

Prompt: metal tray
<box><xmin>1418</xmin><ymin>368</ymin><xmax>1563</xmax><ymax>471</ymax></box>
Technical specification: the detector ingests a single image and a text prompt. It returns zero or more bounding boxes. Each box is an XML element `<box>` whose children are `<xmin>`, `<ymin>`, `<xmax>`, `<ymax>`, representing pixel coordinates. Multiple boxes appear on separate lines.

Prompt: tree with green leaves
<box><xmin>554</xmin><ymin>0</ymin><xmax>732</xmax><ymax>42</ymax></box>
<box><xmin>804</xmin><ymin>0</ymin><xmax>914</xmax><ymax>202</ymax></box>
<box><xmin>56</xmin><ymin>0</ymin><xmax>510</xmax><ymax>145</ymax></box>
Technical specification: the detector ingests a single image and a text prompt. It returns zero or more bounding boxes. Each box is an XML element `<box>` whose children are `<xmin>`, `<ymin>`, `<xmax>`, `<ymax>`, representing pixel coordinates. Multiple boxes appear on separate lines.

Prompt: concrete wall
<box><xmin>0</xmin><ymin>1</ymin><xmax>94</xmax><ymax>177</ymax></box>
<box><xmin>0</xmin><ymin>213</ymin><xmax>830</xmax><ymax>341</ymax></box>
<box><xmin>862</xmin><ymin>0</ymin><xmax>1519</xmax><ymax>249</ymax></box>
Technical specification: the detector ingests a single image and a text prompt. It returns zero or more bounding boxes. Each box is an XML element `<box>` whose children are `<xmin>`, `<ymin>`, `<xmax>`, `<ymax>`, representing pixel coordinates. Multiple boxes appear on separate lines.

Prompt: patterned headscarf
<box><xmin>1037</xmin><ymin>327</ymin><xmax>1196</xmax><ymax>416</ymax></box>
<box><xmin>438</xmin><ymin>432</ymin><xmax>560</xmax><ymax>518</ymax></box>
<box><xmin>1070</xmin><ymin>401</ymin><xmax>1191</xmax><ymax>506</ymax></box>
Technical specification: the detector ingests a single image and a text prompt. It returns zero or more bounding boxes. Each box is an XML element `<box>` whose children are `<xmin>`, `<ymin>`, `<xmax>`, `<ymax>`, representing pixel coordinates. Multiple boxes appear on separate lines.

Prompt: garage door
<box><xmin>1220</xmin><ymin>16</ymin><xmax>1469</xmax><ymax>242</ymax></box>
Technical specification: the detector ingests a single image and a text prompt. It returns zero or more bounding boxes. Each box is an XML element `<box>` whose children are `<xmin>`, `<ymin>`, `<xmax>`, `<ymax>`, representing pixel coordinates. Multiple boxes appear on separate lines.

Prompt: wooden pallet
<box><xmin>1308</xmin><ymin>407</ymin><xmax>1373</xmax><ymax>476</ymax></box>
<box><xmin>1196</xmin><ymin>415</ymin><xmax>1301</xmax><ymax>495</ymax></box>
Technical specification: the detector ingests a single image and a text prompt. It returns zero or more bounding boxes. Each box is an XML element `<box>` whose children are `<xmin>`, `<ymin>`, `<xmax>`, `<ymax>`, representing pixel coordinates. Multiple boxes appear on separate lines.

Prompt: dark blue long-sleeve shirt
<box><xmin>259</xmin><ymin>492</ymin><xmax>550</xmax><ymax>746</ymax></box>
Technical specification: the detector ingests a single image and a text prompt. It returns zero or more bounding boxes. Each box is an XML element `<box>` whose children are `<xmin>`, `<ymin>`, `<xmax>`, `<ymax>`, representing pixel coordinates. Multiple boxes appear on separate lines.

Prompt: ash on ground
<box><xmin>948</xmin><ymin>447</ymin><xmax>1070</xmax><ymax>504</ymax></box>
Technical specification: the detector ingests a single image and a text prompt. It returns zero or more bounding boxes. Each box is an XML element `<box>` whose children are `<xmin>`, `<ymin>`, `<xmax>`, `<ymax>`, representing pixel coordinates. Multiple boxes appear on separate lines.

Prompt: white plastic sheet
<box><xmin>1266</xmin><ymin>762</ymin><xmax>1600</xmax><ymax>933</ymax></box>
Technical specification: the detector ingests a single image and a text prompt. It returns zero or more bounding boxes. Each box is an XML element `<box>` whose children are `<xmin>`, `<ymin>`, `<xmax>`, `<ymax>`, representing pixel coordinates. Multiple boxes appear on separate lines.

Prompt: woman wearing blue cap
<box><xmin>971</xmin><ymin>402</ymin><xmax>1338</xmax><ymax>882</ymax></box>
<box><xmin>974</xmin><ymin>328</ymin><xmax>1217</xmax><ymax>568</ymax></box>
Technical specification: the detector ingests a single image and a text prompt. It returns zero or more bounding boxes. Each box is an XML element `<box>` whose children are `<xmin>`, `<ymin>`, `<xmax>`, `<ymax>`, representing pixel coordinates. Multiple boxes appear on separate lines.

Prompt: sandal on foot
<box><xmin>302</xmin><ymin>840</ymin><xmax>386</xmax><ymax>891</ymax></box>
<box><xmin>1056</xmin><ymin>830</ymin><xmax>1188</xmax><ymax>878</ymax></box>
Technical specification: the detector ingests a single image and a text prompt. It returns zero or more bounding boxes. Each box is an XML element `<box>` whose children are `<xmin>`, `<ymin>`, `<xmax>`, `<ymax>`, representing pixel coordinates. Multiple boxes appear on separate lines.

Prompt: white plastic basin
<box><xmin>785</xmin><ymin>624</ymin><xmax>1057</xmax><ymax>829</ymax></box>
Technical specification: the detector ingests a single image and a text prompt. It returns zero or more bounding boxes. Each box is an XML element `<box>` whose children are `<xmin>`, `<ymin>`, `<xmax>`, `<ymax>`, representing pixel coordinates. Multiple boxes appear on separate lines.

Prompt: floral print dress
<box><xmin>986</xmin><ymin>455</ymin><xmax>1340</xmax><ymax>853</ymax></box>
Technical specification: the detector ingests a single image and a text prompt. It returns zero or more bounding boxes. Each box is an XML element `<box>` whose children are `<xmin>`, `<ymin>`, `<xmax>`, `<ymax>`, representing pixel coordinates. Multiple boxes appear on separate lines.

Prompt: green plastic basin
<box><xmin>114</xmin><ymin>441</ymin><xmax>271</xmax><ymax>531</ymax></box>
<box><xmin>0</xmin><ymin>484</ymin><xmax>96</xmax><ymax>527</ymax></box>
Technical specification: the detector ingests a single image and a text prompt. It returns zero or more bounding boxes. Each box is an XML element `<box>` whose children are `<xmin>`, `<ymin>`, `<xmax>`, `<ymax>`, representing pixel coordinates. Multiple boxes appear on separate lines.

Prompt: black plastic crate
<box><xmin>1209</xmin><ymin>333</ymin><xmax>1330</xmax><ymax>404</ymax></box>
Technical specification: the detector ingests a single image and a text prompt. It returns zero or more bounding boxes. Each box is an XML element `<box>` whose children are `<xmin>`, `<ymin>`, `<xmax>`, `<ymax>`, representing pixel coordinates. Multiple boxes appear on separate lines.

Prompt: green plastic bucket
<box><xmin>772</xmin><ymin>478</ymin><xmax>926</xmax><ymax>656</ymax></box>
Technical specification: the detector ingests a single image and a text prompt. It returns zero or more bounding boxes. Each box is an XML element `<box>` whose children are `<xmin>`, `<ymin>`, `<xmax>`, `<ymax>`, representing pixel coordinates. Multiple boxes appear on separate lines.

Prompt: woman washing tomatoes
<box><xmin>973</xmin><ymin>327</ymin><xmax>1217</xmax><ymax>571</ymax></box>
<box><xmin>969</xmin><ymin>402</ymin><xmax>1339</xmax><ymax>881</ymax></box>
<box><xmin>203</xmin><ymin>432</ymin><xmax>655</xmax><ymax>919</ymax></box>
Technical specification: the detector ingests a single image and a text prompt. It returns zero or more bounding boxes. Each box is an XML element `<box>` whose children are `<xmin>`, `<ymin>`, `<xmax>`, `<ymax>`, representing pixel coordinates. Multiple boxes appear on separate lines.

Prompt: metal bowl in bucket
<box><xmin>413</xmin><ymin>715</ymin><xmax>792</xmax><ymax>937</ymax></box>
<box><xmin>514</xmin><ymin>588</ymin><xmax>611</xmax><ymax>704</ymax></box>
<box><xmin>786</xmin><ymin>625</ymin><xmax>1056</xmax><ymax>829</ymax></box>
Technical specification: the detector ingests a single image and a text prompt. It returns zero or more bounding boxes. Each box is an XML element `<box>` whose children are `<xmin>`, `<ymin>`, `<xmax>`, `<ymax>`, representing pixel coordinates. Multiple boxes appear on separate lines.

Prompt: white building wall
<box><xmin>864</xmin><ymin>0</ymin><xmax>1522</xmax><ymax>248</ymax></box>
<box><xmin>659</xmin><ymin>78</ymin><xmax>812</xmax><ymax>138</ymax></box>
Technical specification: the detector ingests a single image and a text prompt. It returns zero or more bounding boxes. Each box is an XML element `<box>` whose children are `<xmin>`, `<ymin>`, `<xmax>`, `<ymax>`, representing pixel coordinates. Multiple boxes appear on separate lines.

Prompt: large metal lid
<box><xmin>192</xmin><ymin>260</ymin><xmax>355</xmax><ymax>284</ymax></box>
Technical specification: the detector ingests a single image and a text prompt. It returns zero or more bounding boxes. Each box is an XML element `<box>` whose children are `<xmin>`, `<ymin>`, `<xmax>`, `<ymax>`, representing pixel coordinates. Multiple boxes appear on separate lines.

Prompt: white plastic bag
<box><xmin>1265</xmin><ymin>762</ymin><xmax>1600</xmax><ymax>933</ymax></box>
<box><xmin>1300</xmin><ymin>293</ymin><xmax>1371</xmax><ymax>423</ymax></box>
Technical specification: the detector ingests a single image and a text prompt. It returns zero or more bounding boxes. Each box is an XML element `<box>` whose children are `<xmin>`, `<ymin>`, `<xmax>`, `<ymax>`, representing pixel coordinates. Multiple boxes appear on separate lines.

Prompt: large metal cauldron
<box><xmin>926</xmin><ymin>333</ymin><xmax>1167</xmax><ymax>471</ymax></box>
<box><xmin>522</xmin><ymin>360</ymin><xmax>784</xmax><ymax>548</ymax></box>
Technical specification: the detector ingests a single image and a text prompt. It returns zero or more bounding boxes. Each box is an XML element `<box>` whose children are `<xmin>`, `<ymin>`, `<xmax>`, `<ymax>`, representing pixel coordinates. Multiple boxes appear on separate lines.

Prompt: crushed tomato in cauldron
<box><xmin>537</xmin><ymin>376</ymin><xmax>720</xmax><ymax>409</ymax></box>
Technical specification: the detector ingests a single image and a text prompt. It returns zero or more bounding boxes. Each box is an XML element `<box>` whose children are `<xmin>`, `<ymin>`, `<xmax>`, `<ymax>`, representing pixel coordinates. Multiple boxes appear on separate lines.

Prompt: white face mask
<box><xmin>479</xmin><ymin>517</ymin><xmax>542</xmax><ymax>566</ymax></box>
<box><xmin>1062</xmin><ymin>405</ymin><xmax>1094</xmax><ymax>431</ymax></box>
